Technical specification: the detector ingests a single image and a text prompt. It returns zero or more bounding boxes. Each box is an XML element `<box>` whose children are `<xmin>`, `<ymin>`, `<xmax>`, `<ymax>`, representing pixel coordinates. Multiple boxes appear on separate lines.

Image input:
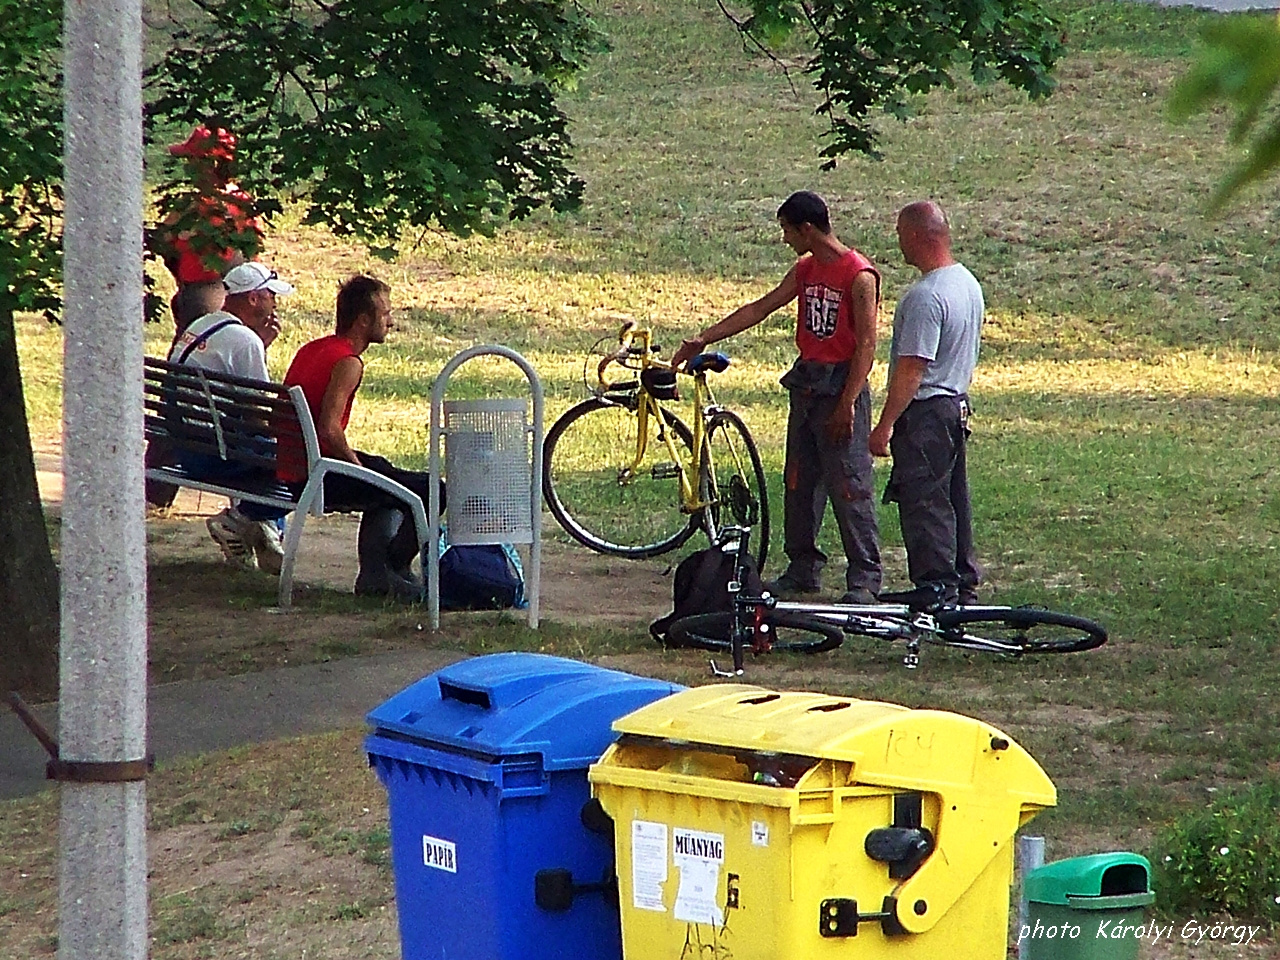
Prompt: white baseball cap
<box><xmin>223</xmin><ymin>261</ymin><xmax>296</xmax><ymax>297</ymax></box>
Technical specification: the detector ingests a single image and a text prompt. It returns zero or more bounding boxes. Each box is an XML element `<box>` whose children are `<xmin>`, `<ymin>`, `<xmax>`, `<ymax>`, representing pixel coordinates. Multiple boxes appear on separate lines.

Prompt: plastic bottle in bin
<box><xmin>747</xmin><ymin>752</ymin><xmax>815</xmax><ymax>787</ymax></box>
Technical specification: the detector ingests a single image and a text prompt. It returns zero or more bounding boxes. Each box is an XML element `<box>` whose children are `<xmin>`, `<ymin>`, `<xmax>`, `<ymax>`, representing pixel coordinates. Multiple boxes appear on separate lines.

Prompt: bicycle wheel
<box><xmin>934</xmin><ymin>607</ymin><xmax>1107</xmax><ymax>654</ymax></box>
<box><xmin>666</xmin><ymin>611</ymin><xmax>843</xmax><ymax>654</ymax></box>
<box><xmin>698</xmin><ymin>410</ymin><xmax>770</xmax><ymax>571</ymax></box>
<box><xmin>543</xmin><ymin>396</ymin><xmax>699</xmax><ymax>558</ymax></box>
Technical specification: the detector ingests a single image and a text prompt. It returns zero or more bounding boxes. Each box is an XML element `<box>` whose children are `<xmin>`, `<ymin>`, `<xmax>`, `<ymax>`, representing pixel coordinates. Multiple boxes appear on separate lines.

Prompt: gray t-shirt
<box><xmin>889</xmin><ymin>262</ymin><xmax>983</xmax><ymax>400</ymax></box>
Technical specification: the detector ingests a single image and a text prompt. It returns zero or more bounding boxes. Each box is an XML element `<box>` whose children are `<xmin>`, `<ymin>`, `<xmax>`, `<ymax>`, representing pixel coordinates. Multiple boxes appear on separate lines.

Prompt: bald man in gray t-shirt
<box><xmin>888</xmin><ymin>262</ymin><xmax>982</xmax><ymax>399</ymax></box>
<box><xmin>871</xmin><ymin>202</ymin><xmax>984</xmax><ymax>604</ymax></box>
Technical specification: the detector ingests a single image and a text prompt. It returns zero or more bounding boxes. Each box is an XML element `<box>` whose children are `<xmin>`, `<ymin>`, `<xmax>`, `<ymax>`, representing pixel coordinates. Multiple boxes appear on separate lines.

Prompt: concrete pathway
<box><xmin>2</xmin><ymin>647</ymin><xmax>463</xmax><ymax>801</ymax></box>
<box><xmin>9</xmin><ymin>445</ymin><xmax>670</xmax><ymax>801</ymax></box>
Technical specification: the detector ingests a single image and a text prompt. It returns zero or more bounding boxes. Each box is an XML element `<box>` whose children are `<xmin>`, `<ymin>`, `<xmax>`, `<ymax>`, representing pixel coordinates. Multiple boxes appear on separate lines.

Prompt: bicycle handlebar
<box><xmin>593</xmin><ymin>321</ymin><xmax>670</xmax><ymax>393</ymax></box>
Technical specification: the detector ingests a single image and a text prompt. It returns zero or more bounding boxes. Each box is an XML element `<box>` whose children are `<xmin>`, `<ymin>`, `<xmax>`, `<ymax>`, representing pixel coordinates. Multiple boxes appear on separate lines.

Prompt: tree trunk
<box><xmin>0</xmin><ymin>307</ymin><xmax>59</xmax><ymax>701</ymax></box>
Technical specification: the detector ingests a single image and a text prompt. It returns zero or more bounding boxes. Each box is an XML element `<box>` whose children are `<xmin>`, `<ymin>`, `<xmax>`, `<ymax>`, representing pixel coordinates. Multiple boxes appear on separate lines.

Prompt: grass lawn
<box><xmin>6</xmin><ymin>0</ymin><xmax>1280</xmax><ymax>955</ymax></box>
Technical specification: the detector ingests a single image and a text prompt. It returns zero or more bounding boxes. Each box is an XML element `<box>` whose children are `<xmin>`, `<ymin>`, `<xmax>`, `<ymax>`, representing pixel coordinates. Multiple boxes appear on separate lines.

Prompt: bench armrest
<box><xmin>309</xmin><ymin>458</ymin><xmax>430</xmax><ymax>550</ymax></box>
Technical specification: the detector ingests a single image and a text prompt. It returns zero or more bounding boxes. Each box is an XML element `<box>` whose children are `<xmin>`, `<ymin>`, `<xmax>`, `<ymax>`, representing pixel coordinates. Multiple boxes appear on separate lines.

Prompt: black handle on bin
<box><xmin>865</xmin><ymin>827</ymin><xmax>935</xmax><ymax>881</ymax></box>
<box><xmin>535</xmin><ymin>869</ymin><xmax>618</xmax><ymax>911</ymax></box>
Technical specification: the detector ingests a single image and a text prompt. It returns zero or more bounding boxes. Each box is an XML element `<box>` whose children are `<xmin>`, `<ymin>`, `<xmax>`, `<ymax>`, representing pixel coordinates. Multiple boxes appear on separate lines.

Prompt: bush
<box><xmin>1154</xmin><ymin>780</ymin><xmax>1280</xmax><ymax>924</ymax></box>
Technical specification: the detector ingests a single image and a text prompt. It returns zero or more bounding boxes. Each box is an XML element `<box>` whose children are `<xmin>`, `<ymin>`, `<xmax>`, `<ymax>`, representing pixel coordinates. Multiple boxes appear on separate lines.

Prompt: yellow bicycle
<box><xmin>542</xmin><ymin>321</ymin><xmax>771</xmax><ymax>570</ymax></box>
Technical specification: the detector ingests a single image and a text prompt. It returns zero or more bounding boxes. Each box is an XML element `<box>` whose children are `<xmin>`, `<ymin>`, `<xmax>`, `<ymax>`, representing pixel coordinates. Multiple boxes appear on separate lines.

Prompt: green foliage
<box><xmin>1169</xmin><ymin>14</ymin><xmax>1280</xmax><ymax>212</ymax></box>
<box><xmin>146</xmin><ymin>0</ymin><xmax>604</xmax><ymax>251</ymax></box>
<box><xmin>725</xmin><ymin>0</ymin><xmax>1064</xmax><ymax>161</ymax></box>
<box><xmin>1154</xmin><ymin>780</ymin><xmax>1280</xmax><ymax>924</ymax></box>
<box><xmin>0</xmin><ymin>0</ymin><xmax>61</xmax><ymax>318</ymax></box>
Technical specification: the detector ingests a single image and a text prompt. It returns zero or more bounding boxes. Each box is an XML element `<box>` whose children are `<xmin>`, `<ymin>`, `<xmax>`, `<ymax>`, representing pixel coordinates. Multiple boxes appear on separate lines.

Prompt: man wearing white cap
<box><xmin>169</xmin><ymin>260</ymin><xmax>295</xmax><ymax>380</ymax></box>
<box><xmin>168</xmin><ymin>260</ymin><xmax>296</xmax><ymax>572</ymax></box>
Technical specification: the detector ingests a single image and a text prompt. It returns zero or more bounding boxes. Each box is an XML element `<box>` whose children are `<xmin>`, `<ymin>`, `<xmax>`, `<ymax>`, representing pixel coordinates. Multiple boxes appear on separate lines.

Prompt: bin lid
<box><xmin>607</xmin><ymin>684</ymin><xmax>1054</xmax><ymax>799</ymax></box>
<box><xmin>1024</xmin><ymin>853</ymin><xmax>1153</xmax><ymax>906</ymax></box>
<box><xmin>366</xmin><ymin>653</ymin><xmax>681</xmax><ymax>771</ymax></box>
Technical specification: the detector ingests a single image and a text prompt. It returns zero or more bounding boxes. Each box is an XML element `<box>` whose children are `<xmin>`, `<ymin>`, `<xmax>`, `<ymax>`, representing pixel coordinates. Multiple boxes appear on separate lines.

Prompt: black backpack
<box><xmin>649</xmin><ymin>540</ymin><xmax>762</xmax><ymax>646</ymax></box>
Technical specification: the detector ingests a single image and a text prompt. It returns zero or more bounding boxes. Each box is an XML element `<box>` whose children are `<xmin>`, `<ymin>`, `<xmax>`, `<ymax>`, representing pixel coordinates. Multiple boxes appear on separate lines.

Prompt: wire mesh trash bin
<box><xmin>365</xmin><ymin>653</ymin><xmax>681</xmax><ymax>960</ymax></box>
<box><xmin>1021</xmin><ymin>854</ymin><xmax>1154</xmax><ymax>960</ymax></box>
<box><xmin>445</xmin><ymin>398</ymin><xmax>532</xmax><ymax>542</ymax></box>
<box><xmin>429</xmin><ymin>345</ymin><xmax>543</xmax><ymax>629</ymax></box>
<box><xmin>589</xmin><ymin>684</ymin><xmax>1056</xmax><ymax>960</ymax></box>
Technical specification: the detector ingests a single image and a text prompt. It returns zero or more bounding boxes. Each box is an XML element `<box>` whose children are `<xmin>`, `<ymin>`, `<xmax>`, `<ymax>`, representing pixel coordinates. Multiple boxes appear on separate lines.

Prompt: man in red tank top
<box><xmin>282</xmin><ymin>275</ymin><xmax>441</xmax><ymax>600</ymax></box>
<box><xmin>671</xmin><ymin>191</ymin><xmax>881</xmax><ymax>602</ymax></box>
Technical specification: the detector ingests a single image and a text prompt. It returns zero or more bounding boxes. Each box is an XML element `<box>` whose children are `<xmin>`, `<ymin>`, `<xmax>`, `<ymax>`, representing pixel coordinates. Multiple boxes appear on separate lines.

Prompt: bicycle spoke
<box><xmin>934</xmin><ymin>607</ymin><xmax>1107</xmax><ymax>654</ymax></box>
<box><xmin>543</xmin><ymin>397</ymin><xmax>696</xmax><ymax>557</ymax></box>
<box><xmin>699</xmin><ymin>410</ymin><xmax>770</xmax><ymax>570</ymax></box>
<box><xmin>666</xmin><ymin>611</ymin><xmax>841</xmax><ymax>654</ymax></box>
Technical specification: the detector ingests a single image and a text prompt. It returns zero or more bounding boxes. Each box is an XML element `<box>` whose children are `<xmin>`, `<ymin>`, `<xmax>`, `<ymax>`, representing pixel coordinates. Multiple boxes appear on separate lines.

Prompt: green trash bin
<box><xmin>1021</xmin><ymin>853</ymin><xmax>1155</xmax><ymax>959</ymax></box>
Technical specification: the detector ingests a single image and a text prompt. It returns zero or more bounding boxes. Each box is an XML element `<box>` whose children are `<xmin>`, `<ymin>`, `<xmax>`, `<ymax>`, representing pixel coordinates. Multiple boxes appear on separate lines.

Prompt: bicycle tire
<box><xmin>933</xmin><ymin>607</ymin><xmax>1107</xmax><ymax>654</ymax></box>
<box><xmin>698</xmin><ymin>409</ymin><xmax>770</xmax><ymax>571</ymax></box>
<box><xmin>543</xmin><ymin>396</ymin><xmax>699</xmax><ymax>558</ymax></box>
<box><xmin>666</xmin><ymin>611</ymin><xmax>843</xmax><ymax>654</ymax></box>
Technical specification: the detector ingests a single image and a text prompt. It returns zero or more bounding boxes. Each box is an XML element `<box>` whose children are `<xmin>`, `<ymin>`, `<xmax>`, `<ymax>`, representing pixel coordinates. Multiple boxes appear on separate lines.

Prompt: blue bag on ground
<box><xmin>439</xmin><ymin>542</ymin><xmax>527</xmax><ymax>610</ymax></box>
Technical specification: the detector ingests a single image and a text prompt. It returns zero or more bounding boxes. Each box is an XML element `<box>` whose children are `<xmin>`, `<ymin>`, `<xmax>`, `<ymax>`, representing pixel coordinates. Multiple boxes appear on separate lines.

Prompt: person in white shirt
<box><xmin>168</xmin><ymin>260</ymin><xmax>293</xmax><ymax>378</ymax></box>
<box><xmin>168</xmin><ymin>261</ymin><xmax>296</xmax><ymax>572</ymax></box>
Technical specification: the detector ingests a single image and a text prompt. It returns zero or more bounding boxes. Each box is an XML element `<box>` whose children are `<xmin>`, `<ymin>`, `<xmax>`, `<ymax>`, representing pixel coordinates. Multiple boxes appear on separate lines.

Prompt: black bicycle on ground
<box><xmin>664</xmin><ymin>527</ymin><xmax>1107</xmax><ymax>675</ymax></box>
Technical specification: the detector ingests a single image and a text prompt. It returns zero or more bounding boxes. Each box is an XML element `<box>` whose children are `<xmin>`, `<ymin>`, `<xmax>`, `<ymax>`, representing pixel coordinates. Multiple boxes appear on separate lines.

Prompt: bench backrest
<box><xmin>143</xmin><ymin>357</ymin><xmax>320</xmax><ymax>478</ymax></box>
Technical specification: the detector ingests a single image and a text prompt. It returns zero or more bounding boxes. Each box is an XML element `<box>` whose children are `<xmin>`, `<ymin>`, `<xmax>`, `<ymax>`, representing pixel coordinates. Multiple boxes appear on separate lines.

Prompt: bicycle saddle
<box><xmin>687</xmin><ymin>351</ymin><xmax>730</xmax><ymax>374</ymax></box>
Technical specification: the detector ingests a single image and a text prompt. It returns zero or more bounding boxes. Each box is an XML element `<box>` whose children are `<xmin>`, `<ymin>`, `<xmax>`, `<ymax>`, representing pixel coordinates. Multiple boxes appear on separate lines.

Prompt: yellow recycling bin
<box><xmin>588</xmin><ymin>684</ymin><xmax>1055</xmax><ymax>960</ymax></box>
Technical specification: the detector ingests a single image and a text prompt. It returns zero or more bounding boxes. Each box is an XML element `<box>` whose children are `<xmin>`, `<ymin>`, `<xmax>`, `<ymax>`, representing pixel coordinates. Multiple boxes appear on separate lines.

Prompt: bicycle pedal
<box><xmin>650</xmin><ymin>463</ymin><xmax>682</xmax><ymax>480</ymax></box>
<box><xmin>902</xmin><ymin>653</ymin><xmax>920</xmax><ymax>669</ymax></box>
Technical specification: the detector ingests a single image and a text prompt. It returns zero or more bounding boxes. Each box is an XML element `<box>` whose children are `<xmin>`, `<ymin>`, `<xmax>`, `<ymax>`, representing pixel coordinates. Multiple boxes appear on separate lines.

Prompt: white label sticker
<box><xmin>673</xmin><ymin>828</ymin><xmax>725</xmax><ymax>926</ymax></box>
<box><xmin>751</xmin><ymin>821</ymin><xmax>769</xmax><ymax>847</ymax></box>
<box><xmin>673</xmin><ymin>828</ymin><xmax>725</xmax><ymax>862</ymax></box>
<box><xmin>422</xmin><ymin>834</ymin><xmax>457</xmax><ymax>873</ymax></box>
<box><xmin>631</xmin><ymin>820</ymin><xmax>668</xmax><ymax>912</ymax></box>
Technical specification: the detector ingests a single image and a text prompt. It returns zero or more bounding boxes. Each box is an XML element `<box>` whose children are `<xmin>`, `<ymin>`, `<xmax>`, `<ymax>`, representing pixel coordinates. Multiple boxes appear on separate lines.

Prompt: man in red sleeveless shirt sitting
<box><xmin>282</xmin><ymin>275</ymin><xmax>441</xmax><ymax>601</ymax></box>
<box><xmin>671</xmin><ymin>191</ymin><xmax>881</xmax><ymax>603</ymax></box>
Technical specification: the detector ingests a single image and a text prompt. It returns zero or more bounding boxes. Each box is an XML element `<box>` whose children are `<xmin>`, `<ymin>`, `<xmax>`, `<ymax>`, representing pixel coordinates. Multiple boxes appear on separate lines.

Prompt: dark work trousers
<box><xmin>883</xmin><ymin>395</ymin><xmax>981</xmax><ymax>601</ymax></box>
<box><xmin>317</xmin><ymin>452</ymin><xmax>442</xmax><ymax>591</ymax></box>
<box><xmin>179</xmin><ymin>451</ymin><xmax>289</xmax><ymax>523</ymax></box>
<box><xmin>781</xmin><ymin>385</ymin><xmax>881</xmax><ymax>594</ymax></box>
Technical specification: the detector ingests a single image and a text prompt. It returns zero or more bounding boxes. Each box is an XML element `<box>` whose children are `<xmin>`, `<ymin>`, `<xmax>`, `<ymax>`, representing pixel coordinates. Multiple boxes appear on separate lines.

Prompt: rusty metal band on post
<box><xmin>9</xmin><ymin>692</ymin><xmax>154</xmax><ymax>783</ymax></box>
<box><xmin>46</xmin><ymin>757</ymin><xmax>155</xmax><ymax>783</ymax></box>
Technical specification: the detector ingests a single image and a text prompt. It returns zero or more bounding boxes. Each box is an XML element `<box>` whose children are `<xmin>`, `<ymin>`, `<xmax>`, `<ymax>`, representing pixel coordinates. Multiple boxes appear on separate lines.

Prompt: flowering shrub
<box><xmin>1154</xmin><ymin>779</ymin><xmax>1280</xmax><ymax>924</ymax></box>
<box><xmin>146</xmin><ymin>124</ymin><xmax>265</xmax><ymax>286</ymax></box>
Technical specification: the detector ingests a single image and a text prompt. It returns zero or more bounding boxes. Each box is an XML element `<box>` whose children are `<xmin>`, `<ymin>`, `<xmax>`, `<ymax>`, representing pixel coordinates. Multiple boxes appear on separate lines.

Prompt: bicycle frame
<box><xmin>594</xmin><ymin>322</ymin><xmax>727</xmax><ymax>518</ymax></box>
<box><xmin>718</xmin><ymin>596</ymin><xmax>939</xmax><ymax>675</ymax></box>
<box><xmin>712</xmin><ymin>526</ymin><xmax>943</xmax><ymax>675</ymax></box>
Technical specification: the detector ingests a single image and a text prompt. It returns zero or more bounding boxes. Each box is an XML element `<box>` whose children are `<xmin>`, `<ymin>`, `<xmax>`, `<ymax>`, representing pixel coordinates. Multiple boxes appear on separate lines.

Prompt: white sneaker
<box><xmin>206</xmin><ymin>508</ymin><xmax>254</xmax><ymax>567</ymax></box>
<box><xmin>248</xmin><ymin>519</ymin><xmax>285</xmax><ymax>576</ymax></box>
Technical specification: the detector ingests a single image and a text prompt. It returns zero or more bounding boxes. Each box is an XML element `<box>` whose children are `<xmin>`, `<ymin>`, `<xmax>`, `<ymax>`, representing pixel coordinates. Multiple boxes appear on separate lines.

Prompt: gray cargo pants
<box><xmin>781</xmin><ymin>384</ymin><xmax>882</xmax><ymax>594</ymax></box>
<box><xmin>883</xmin><ymin>395</ymin><xmax>981</xmax><ymax>601</ymax></box>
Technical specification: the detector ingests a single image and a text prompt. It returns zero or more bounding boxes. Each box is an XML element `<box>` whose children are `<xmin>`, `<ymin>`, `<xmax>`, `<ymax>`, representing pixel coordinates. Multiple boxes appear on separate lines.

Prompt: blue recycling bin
<box><xmin>365</xmin><ymin>653</ymin><xmax>681</xmax><ymax>960</ymax></box>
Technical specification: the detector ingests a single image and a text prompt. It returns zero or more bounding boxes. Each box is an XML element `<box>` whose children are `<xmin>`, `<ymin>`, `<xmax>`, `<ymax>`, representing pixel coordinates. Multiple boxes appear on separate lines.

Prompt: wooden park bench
<box><xmin>143</xmin><ymin>356</ymin><xmax>428</xmax><ymax>608</ymax></box>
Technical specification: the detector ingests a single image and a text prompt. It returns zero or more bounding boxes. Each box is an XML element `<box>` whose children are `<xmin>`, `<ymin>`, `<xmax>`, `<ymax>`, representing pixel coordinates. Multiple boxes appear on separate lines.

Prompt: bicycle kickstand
<box><xmin>708</xmin><ymin>658</ymin><xmax>742</xmax><ymax>679</ymax></box>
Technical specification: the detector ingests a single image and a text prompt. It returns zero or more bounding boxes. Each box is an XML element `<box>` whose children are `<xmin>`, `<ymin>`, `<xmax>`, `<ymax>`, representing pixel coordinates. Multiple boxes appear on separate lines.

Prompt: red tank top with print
<box><xmin>794</xmin><ymin>249</ymin><xmax>880</xmax><ymax>364</ymax></box>
<box><xmin>278</xmin><ymin>335</ymin><xmax>362</xmax><ymax>481</ymax></box>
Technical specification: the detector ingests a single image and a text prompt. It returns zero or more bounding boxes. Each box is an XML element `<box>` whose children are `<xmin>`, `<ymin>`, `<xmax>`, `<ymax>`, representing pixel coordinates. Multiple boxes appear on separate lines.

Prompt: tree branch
<box><xmin>797</xmin><ymin>1</ymin><xmax>841</xmax><ymax>156</ymax></box>
<box><xmin>178</xmin><ymin>0</ymin><xmax>327</xmax><ymax>120</ymax></box>
<box><xmin>715</xmin><ymin>0</ymin><xmax>800</xmax><ymax>100</ymax></box>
